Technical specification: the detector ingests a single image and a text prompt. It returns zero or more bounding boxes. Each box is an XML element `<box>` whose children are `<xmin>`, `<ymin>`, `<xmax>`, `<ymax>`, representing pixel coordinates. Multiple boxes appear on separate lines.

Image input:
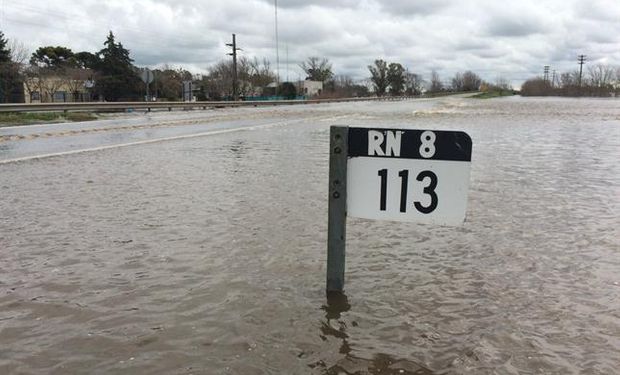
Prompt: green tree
<box><xmin>30</xmin><ymin>46</ymin><xmax>75</xmax><ymax>68</ymax></box>
<box><xmin>299</xmin><ymin>57</ymin><xmax>333</xmax><ymax>82</ymax></box>
<box><xmin>0</xmin><ymin>31</ymin><xmax>11</xmax><ymax>63</ymax></box>
<box><xmin>95</xmin><ymin>31</ymin><xmax>141</xmax><ymax>101</ymax></box>
<box><xmin>0</xmin><ymin>31</ymin><xmax>23</xmax><ymax>103</ymax></box>
<box><xmin>72</xmin><ymin>51</ymin><xmax>101</xmax><ymax>69</ymax></box>
<box><xmin>151</xmin><ymin>67</ymin><xmax>192</xmax><ymax>101</ymax></box>
<box><xmin>368</xmin><ymin>59</ymin><xmax>389</xmax><ymax>96</ymax></box>
<box><xmin>387</xmin><ymin>62</ymin><xmax>405</xmax><ymax>95</ymax></box>
<box><xmin>278</xmin><ymin>81</ymin><xmax>297</xmax><ymax>99</ymax></box>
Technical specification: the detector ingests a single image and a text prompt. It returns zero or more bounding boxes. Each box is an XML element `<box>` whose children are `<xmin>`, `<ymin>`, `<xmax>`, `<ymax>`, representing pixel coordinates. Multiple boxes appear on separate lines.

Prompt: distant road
<box><xmin>0</xmin><ymin>98</ymin><xmax>452</xmax><ymax>164</ymax></box>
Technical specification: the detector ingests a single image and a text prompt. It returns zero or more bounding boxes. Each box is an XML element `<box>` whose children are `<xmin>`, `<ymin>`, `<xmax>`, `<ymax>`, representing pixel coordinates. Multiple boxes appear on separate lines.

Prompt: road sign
<box><xmin>141</xmin><ymin>69</ymin><xmax>154</xmax><ymax>84</ymax></box>
<box><xmin>346</xmin><ymin>127</ymin><xmax>472</xmax><ymax>226</ymax></box>
<box><xmin>183</xmin><ymin>81</ymin><xmax>193</xmax><ymax>102</ymax></box>
<box><xmin>326</xmin><ymin>126</ymin><xmax>473</xmax><ymax>293</ymax></box>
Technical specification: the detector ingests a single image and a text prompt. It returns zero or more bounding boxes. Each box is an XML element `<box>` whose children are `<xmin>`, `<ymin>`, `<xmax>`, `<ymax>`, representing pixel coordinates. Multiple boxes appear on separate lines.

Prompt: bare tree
<box><xmin>204</xmin><ymin>57</ymin><xmax>275</xmax><ymax>99</ymax></box>
<box><xmin>429</xmin><ymin>70</ymin><xmax>443</xmax><ymax>93</ymax></box>
<box><xmin>204</xmin><ymin>60</ymin><xmax>234</xmax><ymax>99</ymax></box>
<box><xmin>63</xmin><ymin>68</ymin><xmax>94</xmax><ymax>101</ymax></box>
<box><xmin>299</xmin><ymin>57</ymin><xmax>333</xmax><ymax>82</ymax></box>
<box><xmin>522</xmin><ymin>64</ymin><xmax>619</xmax><ymax>97</ymax></box>
<box><xmin>555</xmin><ymin>70</ymin><xmax>579</xmax><ymax>95</ymax></box>
<box><xmin>405</xmin><ymin>72</ymin><xmax>424</xmax><ymax>95</ymax></box>
<box><xmin>451</xmin><ymin>72</ymin><xmax>463</xmax><ymax>91</ymax></box>
<box><xmin>451</xmin><ymin>71</ymin><xmax>481</xmax><ymax>92</ymax></box>
<box><xmin>236</xmin><ymin>57</ymin><xmax>254</xmax><ymax>96</ymax></box>
<box><xmin>41</xmin><ymin>69</ymin><xmax>65</xmax><ymax>102</ymax></box>
<box><xmin>461</xmin><ymin>71</ymin><xmax>482</xmax><ymax>91</ymax></box>
<box><xmin>586</xmin><ymin>64</ymin><xmax>615</xmax><ymax>96</ymax></box>
<box><xmin>588</xmin><ymin>64</ymin><xmax>615</xmax><ymax>88</ymax></box>
<box><xmin>8</xmin><ymin>39</ymin><xmax>29</xmax><ymax>66</ymax></box>
<box><xmin>494</xmin><ymin>76</ymin><xmax>512</xmax><ymax>91</ymax></box>
<box><xmin>22</xmin><ymin>65</ymin><xmax>41</xmax><ymax>102</ymax></box>
<box><xmin>22</xmin><ymin>65</ymin><xmax>64</xmax><ymax>102</ymax></box>
<box><xmin>247</xmin><ymin>57</ymin><xmax>276</xmax><ymax>92</ymax></box>
<box><xmin>322</xmin><ymin>75</ymin><xmax>369</xmax><ymax>98</ymax></box>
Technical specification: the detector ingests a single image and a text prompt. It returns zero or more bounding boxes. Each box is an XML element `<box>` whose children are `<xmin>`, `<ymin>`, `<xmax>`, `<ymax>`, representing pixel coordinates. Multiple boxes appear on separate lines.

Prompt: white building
<box><xmin>296</xmin><ymin>80</ymin><xmax>323</xmax><ymax>97</ymax></box>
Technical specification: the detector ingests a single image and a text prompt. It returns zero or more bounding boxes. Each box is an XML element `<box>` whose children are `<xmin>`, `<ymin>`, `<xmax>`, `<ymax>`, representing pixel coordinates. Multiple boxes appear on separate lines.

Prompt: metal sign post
<box><xmin>326</xmin><ymin>126</ymin><xmax>472</xmax><ymax>294</ymax></box>
<box><xmin>327</xmin><ymin>126</ymin><xmax>348</xmax><ymax>294</ymax></box>
<box><xmin>141</xmin><ymin>69</ymin><xmax>154</xmax><ymax>102</ymax></box>
<box><xmin>182</xmin><ymin>81</ymin><xmax>193</xmax><ymax>102</ymax></box>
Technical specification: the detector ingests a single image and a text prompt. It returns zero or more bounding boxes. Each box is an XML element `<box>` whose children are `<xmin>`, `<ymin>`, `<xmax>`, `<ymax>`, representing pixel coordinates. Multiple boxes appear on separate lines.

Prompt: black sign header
<box><xmin>348</xmin><ymin>127</ymin><xmax>471</xmax><ymax>161</ymax></box>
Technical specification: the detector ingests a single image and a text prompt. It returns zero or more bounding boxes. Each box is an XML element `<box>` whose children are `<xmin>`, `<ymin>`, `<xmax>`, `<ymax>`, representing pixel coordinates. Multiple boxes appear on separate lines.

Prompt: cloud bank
<box><xmin>1</xmin><ymin>0</ymin><xmax>618</xmax><ymax>87</ymax></box>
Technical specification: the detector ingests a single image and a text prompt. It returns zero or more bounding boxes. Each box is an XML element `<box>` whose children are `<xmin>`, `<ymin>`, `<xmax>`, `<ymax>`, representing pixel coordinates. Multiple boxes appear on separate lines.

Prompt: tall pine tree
<box><xmin>0</xmin><ymin>31</ymin><xmax>23</xmax><ymax>103</ymax></box>
<box><xmin>0</xmin><ymin>31</ymin><xmax>11</xmax><ymax>63</ymax></box>
<box><xmin>95</xmin><ymin>31</ymin><xmax>141</xmax><ymax>101</ymax></box>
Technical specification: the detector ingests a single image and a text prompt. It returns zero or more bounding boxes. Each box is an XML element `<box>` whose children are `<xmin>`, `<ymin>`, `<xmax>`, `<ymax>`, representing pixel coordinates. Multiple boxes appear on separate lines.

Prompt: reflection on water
<box><xmin>318</xmin><ymin>292</ymin><xmax>433</xmax><ymax>374</ymax></box>
<box><xmin>0</xmin><ymin>97</ymin><xmax>619</xmax><ymax>374</ymax></box>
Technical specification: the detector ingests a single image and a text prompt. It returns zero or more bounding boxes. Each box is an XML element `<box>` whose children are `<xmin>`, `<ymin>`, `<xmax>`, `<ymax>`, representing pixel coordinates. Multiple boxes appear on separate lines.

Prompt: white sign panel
<box><xmin>346</xmin><ymin>127</ymin><xmax>472</xmax><ymax>226</ymax></box>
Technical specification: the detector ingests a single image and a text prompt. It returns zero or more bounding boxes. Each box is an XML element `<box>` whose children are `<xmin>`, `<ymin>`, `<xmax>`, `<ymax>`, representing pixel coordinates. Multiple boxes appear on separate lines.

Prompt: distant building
<box><xmin>296</xmin><ymin>80</ymin><xmax>323</xmax><ymax>97</ymax></box>
<box><xmin>23</xmin><ymin>68</ymin><xmax>94</xmax><ymax>103</ymax></box>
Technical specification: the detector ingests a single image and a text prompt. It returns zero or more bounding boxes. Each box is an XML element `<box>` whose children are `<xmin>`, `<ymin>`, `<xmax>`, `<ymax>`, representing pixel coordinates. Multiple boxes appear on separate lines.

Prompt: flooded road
<box><xmin>1</xmin><ymin>96</ymin><xmax>619</xmax><ymax>374</ymax></box>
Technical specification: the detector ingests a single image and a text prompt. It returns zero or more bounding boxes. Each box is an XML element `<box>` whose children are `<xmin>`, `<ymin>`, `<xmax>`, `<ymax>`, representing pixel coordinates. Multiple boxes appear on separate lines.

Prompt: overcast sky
<box><xmin>1</xmin><ymin>0</ymin><xmax>619</xmax><ymax>86</ymax></box>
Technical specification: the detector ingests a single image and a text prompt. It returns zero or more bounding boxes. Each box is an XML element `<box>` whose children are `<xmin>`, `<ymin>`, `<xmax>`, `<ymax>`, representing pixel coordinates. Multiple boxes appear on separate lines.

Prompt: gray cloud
<box><xmin>256</xmin><ymin>0</ymin><xmax>361</xmax><ymax>9</ymax></box>
<box><xmin>377</xmin><ymin>0</ymin><xmax>452</xmax><ymax>16</ymax></box>
<box><xmin>485</xmin><ymin>18</ymin><xmax>549</xmax><ymax>37</ymax></box>
<box><xmin>0</xmin><ymin>0</ymin><xmax>618</xmax><ymax>88</ymax></box>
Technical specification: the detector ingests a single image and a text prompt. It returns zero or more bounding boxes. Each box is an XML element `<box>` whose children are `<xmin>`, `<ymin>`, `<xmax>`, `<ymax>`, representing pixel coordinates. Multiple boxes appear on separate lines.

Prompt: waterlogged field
<box><xmin>1</xmin><ymin>97</ymin><xmax>619</xmax><ymax>374</ymax></box>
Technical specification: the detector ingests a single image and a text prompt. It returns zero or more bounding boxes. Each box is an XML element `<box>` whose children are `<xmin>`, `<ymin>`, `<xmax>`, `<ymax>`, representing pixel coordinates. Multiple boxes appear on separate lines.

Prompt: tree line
<box><xmin>520</xmin><ymin>64</ymin><xmax>620</xmax><ymax>97</ymax></box>
<box><xmin>0</xmin><ymin>29</ymin><xmax>505</xmax><ymax>103</ymax></box>
<box><xmin>0</xmin><ymin>31</ymin><xmax>508</xmax><ymax>102</ymax></box>
<box><xmin>0</xmin><ymin>31</ymin><xmax>201</xmax><ymax>102</ymax></box>
<box><xmin>4</xmin><ymin>28</ymin><xmax>620</xmax><ymax>103</ymax></box>
<box><xmin>2</xmin><ymin>29</ymin><xmax>513</xmax><ymax>103</ymax></box>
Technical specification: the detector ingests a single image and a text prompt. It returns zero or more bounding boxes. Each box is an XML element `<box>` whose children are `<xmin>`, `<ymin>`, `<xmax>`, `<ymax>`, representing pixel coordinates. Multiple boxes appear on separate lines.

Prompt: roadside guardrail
<box><xmin>0</xmin><ymin>96</ymin><xmax>418</xmax><ymax>113</ymax></box>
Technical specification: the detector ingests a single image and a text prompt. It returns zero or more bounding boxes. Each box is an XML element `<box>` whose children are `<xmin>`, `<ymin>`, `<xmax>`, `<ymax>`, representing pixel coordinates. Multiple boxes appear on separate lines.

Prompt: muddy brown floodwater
<box><xmin>1</xmin><ymin>97</ymin><xmax>619</xmax><ymax>374</ymax></box>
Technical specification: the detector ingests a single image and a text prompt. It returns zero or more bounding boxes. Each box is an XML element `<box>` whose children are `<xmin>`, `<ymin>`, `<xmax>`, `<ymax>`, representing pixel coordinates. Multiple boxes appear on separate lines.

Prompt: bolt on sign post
<box><xmin>326</xmin><ymin>126</ymin><xmax>473</xmax><ymax>294</ymax></box>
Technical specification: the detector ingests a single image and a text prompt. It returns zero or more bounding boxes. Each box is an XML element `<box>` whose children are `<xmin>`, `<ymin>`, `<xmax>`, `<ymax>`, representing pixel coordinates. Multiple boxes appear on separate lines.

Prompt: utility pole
<box><xmin>274</xmin><ymin>0</ymin><xmax>280</xmax><ymax>96</ymax></box>
<box><xmin>226</xmin><ymin>34</ymin><xmax>242</xmax><ymax>101</ymax></box>
<box><xmin>578</xmin><ymin>54</ymin><xmax>586</xmax><ymax>88</ymax></box>
<box><xmin>146</xmin><ymin>75</ymin><xmax>150</xmax><ymax>101</ymax></box>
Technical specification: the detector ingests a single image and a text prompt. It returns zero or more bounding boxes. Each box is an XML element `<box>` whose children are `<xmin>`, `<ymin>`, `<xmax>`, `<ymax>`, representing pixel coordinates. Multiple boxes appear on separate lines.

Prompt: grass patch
<box><xmin>0</xmin><ymin>112</ymin><xmax>98</xmax><ymax>127</ymax></box>
<box><xmin>65</xmin><ymin>112</ymin><xmax>98</xmax><ymax>122</ymax></box>
<box><xmin>471</xmin><ymin>90</ymin><xmax>516</xmax><ymax>99</ymax></box>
